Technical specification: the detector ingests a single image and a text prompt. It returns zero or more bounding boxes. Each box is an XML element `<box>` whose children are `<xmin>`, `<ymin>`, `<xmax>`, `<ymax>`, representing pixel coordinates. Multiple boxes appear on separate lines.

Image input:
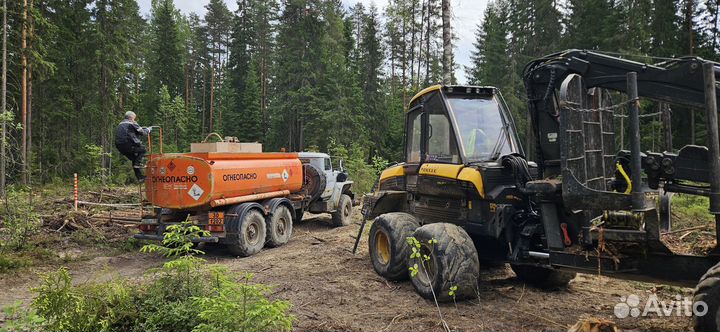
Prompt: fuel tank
<box><xmin>145</xmin><ymin>152</ymin><xmax>304</xmax><ymax>209</ymax></box>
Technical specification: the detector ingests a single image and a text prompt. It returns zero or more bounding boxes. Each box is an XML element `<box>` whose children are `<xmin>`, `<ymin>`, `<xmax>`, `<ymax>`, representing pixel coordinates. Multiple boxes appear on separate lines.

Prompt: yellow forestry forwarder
<box><xmin>358</xmin><ymin>50</ymin><xmax>720</xmax><ymax>331</ymax></box>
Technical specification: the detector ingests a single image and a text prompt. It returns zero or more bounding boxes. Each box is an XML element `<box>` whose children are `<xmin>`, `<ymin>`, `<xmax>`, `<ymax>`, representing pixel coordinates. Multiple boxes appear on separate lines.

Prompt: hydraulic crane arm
<box><xmin>523</xmin><ymin>49</ymin><xmax>720</xmax><ymax>178</ymax></box>
<box><xmin>525</xmin><ymin>49</ymin><xmax>720</xmax><ymax>109</ymax></box>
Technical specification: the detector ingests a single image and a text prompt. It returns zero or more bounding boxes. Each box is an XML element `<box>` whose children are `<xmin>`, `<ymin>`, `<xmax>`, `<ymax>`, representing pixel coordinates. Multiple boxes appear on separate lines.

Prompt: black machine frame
<box><xmin>523</xmin><ymin>50</ymin><xmax>720</xmax><ymax>285</ymax></box>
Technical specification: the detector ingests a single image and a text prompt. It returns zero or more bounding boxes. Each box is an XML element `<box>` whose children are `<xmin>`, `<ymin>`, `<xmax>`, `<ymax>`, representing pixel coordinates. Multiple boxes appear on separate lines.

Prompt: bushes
<box><xmin>672</xmin><ymin>194</ymin><xmax>714</xmax><ymax>229</ymax></box>
<box><xmin>328</xmin><ymin>139</ymin><xmax>389</xmax><ymax>195</ymax></box>
<box><xmin>0</xmin><ymin>189</ymin><xmax>41</xmax><ymax>253</ymax></box>
<box><xmin>1</xmin><ymin>222</ymin><xmax>294</xmax><ymax>332</ymax></box>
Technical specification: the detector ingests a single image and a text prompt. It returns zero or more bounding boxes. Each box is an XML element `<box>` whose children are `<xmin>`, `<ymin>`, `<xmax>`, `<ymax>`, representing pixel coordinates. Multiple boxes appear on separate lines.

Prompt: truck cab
<box><xmin>299</xmin><ymin>152</ymin><xmax>355</xmax><ymax>226</ymax></box>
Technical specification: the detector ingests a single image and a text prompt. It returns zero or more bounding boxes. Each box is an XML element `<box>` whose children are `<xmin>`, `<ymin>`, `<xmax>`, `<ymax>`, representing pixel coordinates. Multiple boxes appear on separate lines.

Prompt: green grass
<box><xmin>671</xmin><ymin>194</ymin><xmax>714</xmax><ymax>230</ymax></box>
<box><xmin>0</xmin><ymin>254</ymin><xmax>31</xmax><ymax>273</ymax></box>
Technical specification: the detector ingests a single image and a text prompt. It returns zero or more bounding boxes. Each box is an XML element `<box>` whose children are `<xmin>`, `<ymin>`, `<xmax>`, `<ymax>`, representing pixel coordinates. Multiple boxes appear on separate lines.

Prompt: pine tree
<box><xmin>185</xmin><ymin>13</ymin><xmax>210</xmax><ymax>137</ymax></box>
<box><xmin>146</xmin><ymin>0</ymin><xmax>184</xmax><ymax>126</ymax></box>
<box><xmin>564</xmin><ymin>0</ymin><xmax>621</xmax><ymax>50</ymax></box>
<box><xmin>204</xmin><ymin>0</ymin><xmax>232</xmax><ymax>132</ymax></box>
<box><xmin>651</xmin><ymin>0</ymin><xmax>679</xmax><ymax>57</ymax></box>
<box><xmin>157</xmin><ymin>85</ymin><xmax>189</xmax><ymax>151</ymax></box>
<box><xmin>358</xmin><ymin>5</ymin><xmax>384</xmax><ymax>157</ymax></box>
<box><xmin>94</xmin><ymin>0</ymin><xmax>144</xmax><ymax>177</ymax></box>
<box><xmin>150</xmin><ymin>0</ymin><xmax>183</xmax><ymax>95</ymax></box>
<box><xmin>236</xmin><ymin>59</ymin><xmax>263</xmax><ymax>142</ymax></box>
<box><xmin>270</xmin><ymin>0</ymin><xmax>323</xmax><ymax>151</ymax></box>
<box><xmin>441</xmin><ymin>0</ymin><xmax>452</xmax><ymax>83</ymax></box>
<box><xmin>35</xmin><ymin>0</ymin><xmax>97</xmax><ymax>177</ymax></box>
<box><xmin>620</xmin><ymin>0</ymin><xmax>654</xmax><ymax>53</ymax></box>
<box><xmin>468</xmin><ymin>1</ymin><xmax>509</xmax><ymax>87</ymax></box>
<box><xmin>706</xmin><ymin>0</ymin><xmax>720</xmax><ymax>58</ymax></box>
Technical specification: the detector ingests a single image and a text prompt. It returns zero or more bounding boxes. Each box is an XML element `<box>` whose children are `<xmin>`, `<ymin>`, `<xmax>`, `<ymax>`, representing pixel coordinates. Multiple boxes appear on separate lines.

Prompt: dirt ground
<box><xmin>0</xmin><ymin>204</ymin><xmax>698</xmax><ymax>332</ymax></box>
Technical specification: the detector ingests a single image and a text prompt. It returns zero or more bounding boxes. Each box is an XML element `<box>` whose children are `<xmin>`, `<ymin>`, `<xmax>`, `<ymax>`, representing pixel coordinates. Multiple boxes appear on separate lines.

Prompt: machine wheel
<box><xmin>266</xmin><ymin>205</ymin><xmax>293</xmax><ymax>248</ymax></box>
<box><xmin>226</xmin><ymin>209</ymin><xmax>267</xmax><ymax>257</ymax></box>
<box><xmin>408</xmin><ymin>223</ymin><xmax>480</xmax><ymax>302</ymax></box>
<box><xmin>368</xmin><ymin>213</ymin><xmax>420</xmax><ymax>281</ymax></box>
<box><xmin>331</xmin><ymin>194</ymin><xmax>353</xmax><ymax>227</ymax></box>
<box><xmin>659</xmin><ymin>192</ymin><xmax>673</xmax><ymax>232</ymax></box>
<box><xmin>510</xmin><ymin>264</ymin><xmax>576</xmax><ymax>289</ymax></box>
<box><xmin>693</xmin><ymin>263</ymin><xmax>720</xmax><ymax>332</ymax></box>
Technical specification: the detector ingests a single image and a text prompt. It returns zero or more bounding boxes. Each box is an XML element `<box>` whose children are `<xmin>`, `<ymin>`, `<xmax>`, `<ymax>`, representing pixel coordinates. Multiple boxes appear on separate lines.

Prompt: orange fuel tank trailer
<box><xmin>145</xmin><ymin>152</ymin><xmax>304</xmax><ymax>209</ymax></box>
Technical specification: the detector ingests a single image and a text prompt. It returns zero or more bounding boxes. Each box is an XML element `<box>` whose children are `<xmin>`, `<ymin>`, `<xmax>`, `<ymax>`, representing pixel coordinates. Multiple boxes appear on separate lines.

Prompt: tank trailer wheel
<box><xmin>227</xmin><ymin>209</ymin><xmax>267</xmax><ymax>257</ymax></box>
<box><xmin>368</xmin><ymin>213</ymin><xmax>420</xmax><ymax>280</ymax></box>
<box><xmin>332</xmin><ymin>194</ymin><xmax>353</xmax><ymax>227</ymax></box>
<box><xmin>266</xmin><ymin>205</ymin><xmax>293</xmax><ymax>248</ymax></box>
<box><xmin>693</xmin><ymin>263</ymin><xmax>720</xmax><ymax>332</ymax></box>
<box><xmin>409</xmin><ymin>223</ymin><xmax>480</xmax><ymax>302</ymax></box>
<box><xmin>510</xmin><ymin>264</ymin><xmax>576</xmax><ymax>289</ymax></box>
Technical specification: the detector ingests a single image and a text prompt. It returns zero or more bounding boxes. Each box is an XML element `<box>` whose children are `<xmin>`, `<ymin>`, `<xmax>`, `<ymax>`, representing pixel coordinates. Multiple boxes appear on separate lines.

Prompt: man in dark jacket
<box><xmin>115</xmin><ymin>111</ymin><xmax>151</xmax><ymax>181</ymax></box>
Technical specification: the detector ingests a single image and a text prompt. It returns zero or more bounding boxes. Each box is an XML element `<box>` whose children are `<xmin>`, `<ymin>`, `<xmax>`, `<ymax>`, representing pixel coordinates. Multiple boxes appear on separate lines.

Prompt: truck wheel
<box><xmin>369</xmin><ymin>212</ymin><xmax>420</xmax><ymax>281</ymax></box>
<box><xmin>332</xmin><ymin>194</ymin><xmax>353</xmax><ymax>227</ymax></box>
<box><xmin>266</xmin><ymin>205</ymin><xmax>293</xmax><ymax>248</ymax></box>
<box><xmin>510</xmin><ymin>264</ymin><xmax>575</xmax><ymax>289</ymax></box>
<box><xmin>226</xmin><ymin>209</ymin><xmax>266</xmax><ymax>257</ymax></box>
<box><xmin>409</xmin><ymin>223</ymin><xmax>480</xmax><ymax>302</ymax></box>
<box><xmin>693</xmin><ymin>263</ymin><xmax>720</xmax><ymax>332</ymax></box>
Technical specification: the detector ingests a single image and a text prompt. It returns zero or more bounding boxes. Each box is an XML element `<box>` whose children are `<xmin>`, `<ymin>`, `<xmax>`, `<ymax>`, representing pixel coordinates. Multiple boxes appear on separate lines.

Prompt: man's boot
<box><xmin>133</xmin><ymin>165</ymin><xmax>146</xmax><ymax>182</ymax></box>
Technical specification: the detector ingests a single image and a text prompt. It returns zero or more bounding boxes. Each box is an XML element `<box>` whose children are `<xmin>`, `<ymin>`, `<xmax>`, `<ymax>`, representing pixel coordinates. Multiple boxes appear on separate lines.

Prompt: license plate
<box><xmin>208</xmin><ymin>212</ymin><xmax>224</xmax><ymax>225</ymax></box>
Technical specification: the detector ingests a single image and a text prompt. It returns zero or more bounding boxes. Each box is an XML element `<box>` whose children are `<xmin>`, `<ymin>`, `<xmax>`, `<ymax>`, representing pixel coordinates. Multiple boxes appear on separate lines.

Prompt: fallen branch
<box><xmin>381</xmin><ymin>313</ymin><xmax>406</xmax><ymax>332</ymax></box>
<box><xmin>311</xmin><ymin>236</ymin><xmax>327</xmax><ymax>243</ymax></box>
<box><xmin>88</xmin><ymin>191</ymin><xmax>122</xmax><ymax>199</ymax></box>
<box><xmin>516</xmin><ymin>283</ymin><xmax>526</xmax><ymax>303</ymax></box>
<box><xmin>77</xmin><ymin>201</ymin><xmax>140</xmax><ymax>208</ymax></box>
<box><xmin>662</xmin><ymin>225</ymin><xmax>709</xmax><ymax>235</ymax></box>
<box><xmin>90</xmin><ymin>216</ymin><xmax>141</xmax><ymax>223</ymax></box>
<box><xmin>679</xmin><ymin>230</ymin><xmax>696</xmax><ymax>240</ymax></box>
<box><xmin>516</xmin><ymin>309</ymin><xmax>568</xmax><ymax>330</ymax></box>
<box><xmin>55</xmin><ymin>220</ymin><xmax>69</xmax><ymax>232</ymax></box>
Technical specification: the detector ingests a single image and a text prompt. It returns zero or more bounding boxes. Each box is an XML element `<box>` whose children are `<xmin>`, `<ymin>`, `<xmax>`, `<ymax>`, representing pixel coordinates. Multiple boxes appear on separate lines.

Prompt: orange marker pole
<box><xmin>73</xmin><ymin>173</ymin><xmax>78</xmax><ymax>211</ymax></box>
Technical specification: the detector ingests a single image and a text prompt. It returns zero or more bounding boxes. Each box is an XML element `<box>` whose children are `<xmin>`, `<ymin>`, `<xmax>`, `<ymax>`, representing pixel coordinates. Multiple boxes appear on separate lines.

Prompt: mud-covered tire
<box><xmin>332</xmin><ymin>194</ymin><xmax>353</xmax><ymax>227</ymax></box>
<box><xmin>510</xmin><ymin>264</ymin><xmax>576</xmax><ymax>289</ymax></box>
<box><xmin>266</xmin><ymin>205</ymin><xmax>293</xmax><ymax>248</ymax></box>
<box><xmin>409</xmin><ymin>223</ymin><xmax>480</xmax><ymax>302</ymax></box>
<box><xmin>693</xmin><ymin>263</ymin><xmax>720</xmax><ymax>332</ymax></box>
<box><xmin>226</xmin><ymin>209</ymin><xmax>266</xmax><ymax>257</ymax></box>
<box><xmin>368</xmin><ymin>212</ymin><xmax>420</xmax><ymax>281</ymax></box>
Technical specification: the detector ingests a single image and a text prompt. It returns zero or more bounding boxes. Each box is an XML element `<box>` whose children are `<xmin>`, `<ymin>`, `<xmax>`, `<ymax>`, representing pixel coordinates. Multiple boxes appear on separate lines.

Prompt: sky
<box><xmin>137</xmin><ymin>0</ymin><xmax>489</xmax><ymax>84</ymax></box>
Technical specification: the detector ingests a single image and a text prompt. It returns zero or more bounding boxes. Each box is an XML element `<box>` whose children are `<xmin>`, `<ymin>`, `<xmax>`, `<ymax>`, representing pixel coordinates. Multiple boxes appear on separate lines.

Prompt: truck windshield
<box><xmin>446</xmin><ymin>95</ymin><xmax>512</xmax><ymax>162</ymax></box>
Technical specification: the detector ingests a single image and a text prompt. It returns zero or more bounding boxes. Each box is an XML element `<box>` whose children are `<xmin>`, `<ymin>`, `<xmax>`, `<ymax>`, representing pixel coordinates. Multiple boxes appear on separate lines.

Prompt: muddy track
<box><xmin>0</xmin><ymin>208</ymin><xmax>694</xmax><ymax>331</ymax></box>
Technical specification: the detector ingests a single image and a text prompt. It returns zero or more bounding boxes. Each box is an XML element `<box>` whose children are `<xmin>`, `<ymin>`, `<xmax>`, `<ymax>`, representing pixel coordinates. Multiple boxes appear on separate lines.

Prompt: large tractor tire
<box><xmin>331</xmin><ymin>194</ymin><xmax>353</xmax><ymax>227</ymax></box>
<box><xmin>266</xmin><ymin>205</ymin><xmax>293</xmax><ymax>248</ymax></box>
<box><xmin>225</xmin><ymin>206</ymin><xmax>267</xmax><ymax>257</ymax></box>
<box><xmin>408</xmin><ymin>223</ymin><xmax>480</xmax><ymax>302</ymax></box>
<box><xmin>693</xmin><ymin>263</ymin><xmax>720</xmax><ymax>332</ymax></box>
<box><xmin>368</xmin><ymin>212</ymin><xmax>420</xmax><ymax>281</ymax></box>
<box><xmin>510</xmin><ymin>264</ymin><xmax>576</xmax><ymax>289</ymax></box>
<box><xmin>302</xmin><ymin>163</ymin><xmax>326</xmax><ymax>203</ymax></box>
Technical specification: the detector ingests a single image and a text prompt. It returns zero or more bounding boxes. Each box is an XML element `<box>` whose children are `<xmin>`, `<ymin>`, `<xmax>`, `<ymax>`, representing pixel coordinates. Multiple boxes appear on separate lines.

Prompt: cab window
<box><xmin>324</xmin><ymin>157</ymin><xmax>332</xmax><ymax>171</ymax></box>
<box><xmin>406</xmin><ymin>109</ymin><xmax>422</xmax><ymax>163</ymax></box>
<box><xmin>424</xmin><ymin>94</ymin><xmax>459</xmax><ymax>163</ymax></box>
<box><xmin>447</xmin><ymin>95</ymin><xmax>511</xmax><ymax>161</ymax></box>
